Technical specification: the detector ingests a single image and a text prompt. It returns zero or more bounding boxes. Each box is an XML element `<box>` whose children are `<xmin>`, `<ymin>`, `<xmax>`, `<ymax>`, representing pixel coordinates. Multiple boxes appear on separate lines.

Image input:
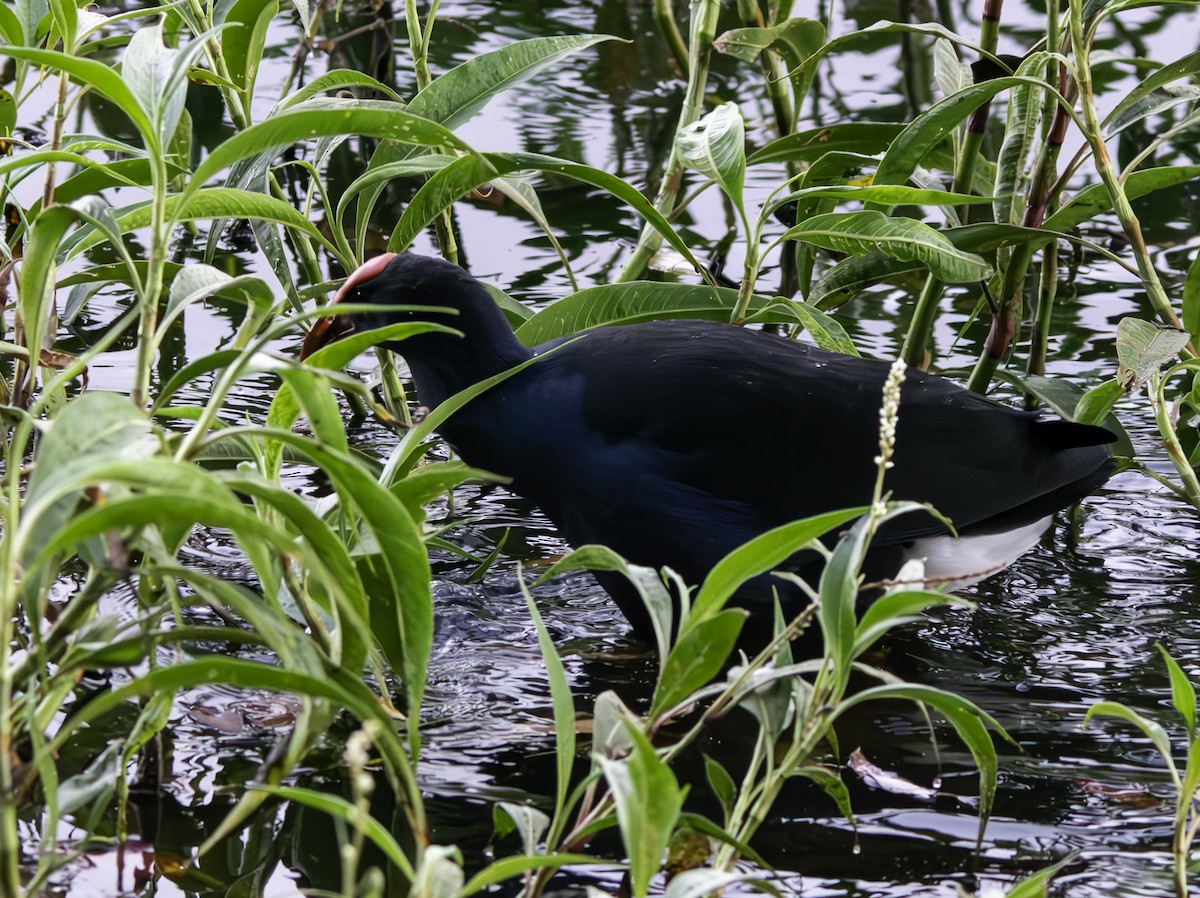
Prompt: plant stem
<box><xmin>1027</xmin><ymin>241</ymin><xmax>1057</xmax><ymax>378</ymax></box>
<box><xmin>968</xmin><ymin>68</ymin><xmax>1073</xmax><ymax>393</ymax></box>
<box><xmin>1067</xmin><ymin>0</ymin><xmax>1186</xmax><ymax>339</ymax></box>
<box><xmin>901</xmin><ymin>276</ymin><xmax>944</xmax><ymax>368</ymax></box>
<box><xmin>132</xmin><ymin>150</ymin><xmax>170</xmax><ymax>409</ymax></box>
<box><xmin>904</xmin><ymin>0</ymin><xmax>1001</xmax><ymax>368</ymax></box>
<box><xmin>0</xmin><ymin>416</ymin><xmax>34</xmax><ymax>898</ymax></box>
<box><xmin>1151</xmin><ymin>368</ymin><xmax>1200</xmax><ymax>510</ymax></box>
<box><xmin>616</xmin><ymin>0</ymin><xmax>720</xmax><ymax>282</ymax></box>
<box><xmin>654</xmin><ymin>0</ymin><xmax>690</xmax><ymax>76</ymax></box>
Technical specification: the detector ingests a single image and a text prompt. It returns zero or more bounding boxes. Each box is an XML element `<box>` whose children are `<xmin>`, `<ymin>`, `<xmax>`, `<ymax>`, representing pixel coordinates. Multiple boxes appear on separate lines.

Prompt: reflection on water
<box><xmin>25</xmin><ymin>0</ymin><xmax>1200</xmax><ymax>894</ymax></box>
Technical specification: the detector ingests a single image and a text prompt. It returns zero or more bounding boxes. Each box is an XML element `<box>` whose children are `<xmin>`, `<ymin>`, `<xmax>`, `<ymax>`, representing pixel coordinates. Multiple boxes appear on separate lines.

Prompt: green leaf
<box><xmin>773</xmin><ymin>183</ymin><xmax>993</xmax><ymax>210</ymax></box>
<box><xmin>182</xmin><ymin>99</ymin><xmax>474</xmax><ymax>207</ymax></box>
<box><xmin>794</xmin><ymin>765</ymin><xmax>855</xmax><ymax>828</ymax></box>
<box><xmin>1084</xmin><ymin>701</ymin><xmax>1178</xmax><ymax>783</ymax></box>
<box><xmin>1074</xmin><ymin>379</ymin><xmax>1123</xmax><ymax>428</ymax></box>
<box><xmin>386</xmin><ymin>151</ymin><xmax>703</xmax><ymax>277</ymax></box>
<box><xmin>1044</xmin><ymin>166</ymin><xmax>1200</xmax><ymax>235</ymax></box>
<box><xmin>0</xmin><ymin>3</ymin><xmax>24</xmax><ymax>46</ymax></box>
<box><xmin>1115</xmin><ymin>317</ymin><xmax>1191</xmax><ymax>392</ymax></box>
<box><xmin>515</xmin><ymin>283</ymin><xmax>793</xmax><ymax>345</ymax></box>
<box><xmin>854</xmin><ymin>589</ymin><xmax>967</xmax><ymax>656</ymax></box>
<box><xmin>459</xmin><ymin>853</ymin><xmax>605</xmax><ymax>896</ymax></box>
<box><xmin>406</xmin><ymin>34</ymin><xmax>620</xmax><ymax>131</ymax></box>
<box><xmin>994</xmin><ymin>54</ymin><xmax>1052</xmax><ymax>231</ymax></box>
<box><xmin>21</xmin><ymin>392</ymin><xmax>158</xmax><ymax>589</ymax></box>
<box><xmin>386</xmin><ymin>154</ymin><xmax>499</xmax><ymax>252</ymax></box>
<box><xmin>519</xmin><ymin>577</ymin><xmax>576</xmax><ymax>824</ymax></box>
<box><xmin>715</xmin><ymin>17</ymin><xmax>826</xmax><ymax>110</ymax></box>
<box><xmin>66</xmin><ymin>187</ymin><xmax>335</xmax><ymax>258</ymax></box>
<box><xmin>749</xmin><ymin>122</ymin><xmax>905</xmax><ymax>166</ymax></box>
<box><xmin>249</xmin><ymin>784</ymin><xmax>414</xmax><ymax>878</ymax></box>
<box><xmin>754</xmin><ymin>297</ymin><xmax>860</xmax><ymax>356</ymax></box>
<box><xmin>838</xmin><ymin>682</ymin><xmax>1006</xmax><ymax>844</ymax></box>
<box><xmin>876</xmin><ymin>77</ymin><xmax>1056</xmax><ymax>187</ymax></box>
<box><xmin>933</xmin><ymin>38</ymin><xmax>971</xmax><ymax>99</ymax></box>
<box><xmin>280</xmin><ymin>69</ymin><xmax>406</xmax><ymax>108</ymax></box>
<box><xmin>533</xmin><ymin>546</ymin><xmax>678</xmax><ymax>659</ymax></box>
<box><xmin>0</xmin><ymin>88</ymin><xmax>14</xmax><ymax>138</ymax></box>
<box><xmin>389</xmin><ymin>461</ymin><xmax>499</xmax><ymax>522</ymax></box>
<box><xmin>1156</xmin><ymin>643</ymin><xmax>1197</xmax><ymax>740</ymax></box>
<box><xmin>1105</xmin><ymin>49</ymin><xmax>1200</xmax><ymax>130</ymax></box>
<box><xmin>649</xmin><ymin>610</ymin><xmax>745</xmax><ymax>722</ymax></box>
<box><xmin>17</xmin><ymin>205</ymin><xmax>77</xmax><ymax>385</ymax></box>
<box><xmin>222</xmin><ymin>0</ymin><xmax>277</xmax><ymax>96</ymax></box>
<box><xmin>703</xmin><ymin>757</ymin><xmax>736</xmax><ymax>823</ymax></box>
<box><xmin>714</xmin><ymin>18</ymin><xmax>824</xmax><ymax>67</ymax></box>
<box><xmin>1003</xmin><ymin>855</ymin><xmax>1074</xmax><ymax>898</ymax></box>
<box><xmin>160</xmin><ymin>264</ymin><xmax>273</xmax><ymax>341</ymax></box>
<box><xmin>1182</xmin><ymin>242</ymin><xmax>1200</xmax><ymax>346</ymax></box>
<box><xmin>677</xmin><ymin>103</ymin><xmax>746</xmax><ymax>212</ymax></box>
<box><xmin>244</xmin><ymin>429</ymin><xmax>432</xmax><ymax>721</ymax></box>
<box><xmin>598</xmin><ymin>724</ymin><xmax>685</xmax><ymax>898</ymax></box>
<box><xmin>495</xmin><ymin>802</ymin><xmax>550</xmax><ymax>856</ymax></box>
<box><xmin>691</xmin><ymin>508</ymin><xmax>864</xmax><ymax>624</ymax></box>
<box><xmin>122</xmin><ymin>20</ymin><xmax>211</xmax><ymax>150</ymax></box>
<box><xmin>0</xmin><ymin>47</ymin><xmax>154</xmax><ymax>145</ymax></box>
<box><xmin>809</xmin><ymin>252</ymin><xmax>923</xmax><ymax>310</ymax></box>
<box><xmin>780</xmin><ymin>211</ymin><xmax>992</xmax><ymax>283</ymax></box>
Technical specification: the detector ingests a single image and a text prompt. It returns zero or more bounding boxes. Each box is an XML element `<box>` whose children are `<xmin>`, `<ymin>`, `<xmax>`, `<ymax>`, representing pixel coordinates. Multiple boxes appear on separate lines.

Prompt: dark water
<box><xmin>27</xmin><ymin>0</ymin><xmax>1200</xmax><ymax>895</ymax></box>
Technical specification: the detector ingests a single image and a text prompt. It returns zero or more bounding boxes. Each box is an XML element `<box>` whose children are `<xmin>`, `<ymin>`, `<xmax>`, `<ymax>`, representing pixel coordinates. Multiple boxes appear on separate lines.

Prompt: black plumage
<box><xmin>302</xmin><ymin>252</ymin><xmax>1114</xmax><ymax>643</ymax></box>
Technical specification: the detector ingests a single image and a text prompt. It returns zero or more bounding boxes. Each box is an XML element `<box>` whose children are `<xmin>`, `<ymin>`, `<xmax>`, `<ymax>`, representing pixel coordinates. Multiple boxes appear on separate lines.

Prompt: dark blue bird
<box><xmin>302</xmin><ymin>252</ymin><xmax>1115</xmax><ymax>643</ymax></box>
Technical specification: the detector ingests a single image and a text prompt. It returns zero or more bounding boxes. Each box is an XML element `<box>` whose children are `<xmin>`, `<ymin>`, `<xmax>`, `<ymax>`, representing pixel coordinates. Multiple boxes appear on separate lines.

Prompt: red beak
<box><xmin>299</xmin><ymin>252</ymin><xmax>398</xmax><ymax>361</ymax></box>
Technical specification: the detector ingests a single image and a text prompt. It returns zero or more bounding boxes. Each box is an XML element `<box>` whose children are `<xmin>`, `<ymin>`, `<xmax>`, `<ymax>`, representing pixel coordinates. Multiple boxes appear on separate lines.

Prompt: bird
<box><xmin>301</xmin><ymin>252</ymin><xmax>1115</xmax><ymax>646</ymax></box>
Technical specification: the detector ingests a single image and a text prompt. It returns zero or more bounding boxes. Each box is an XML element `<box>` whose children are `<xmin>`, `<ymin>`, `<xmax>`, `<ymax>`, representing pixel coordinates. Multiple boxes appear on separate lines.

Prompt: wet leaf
<box><xmin>703</xmin><ymin>756</ymin><xmax>736</xmax><ymax>823</ymax></box>
<box><xmin>1106</xmin><ymin>49</ymin><xmax>1200</xmax><ymax>130</ymax></box>
<box><xmin>222</xmin><ymin>0</ymin><xmax>277</xmax><ymax>96</ymax></box>
<box><xmin>1044</xmin><ymin>165</ymin><xmax>1200</xmax><ymax>234</ymax></box>
<box><xmin>496</xmin><ymin>802</ymin><xmax>550</xmax><ymax>855</ymax></box>
<box><xmin>650</xmin><ymin>610</ymin><xmax>745</xmax><ymax>722</ymax></box>
<box><xmin>677</xmin><ymin>103</ymin><xmax>746</xmax><ymax>212</ymax></box>
<box><xmin>876</xmin><ymin>76</ymin><xmax>1049</xmax><ymax>186</ymax></box>
<box><xmin>780</xmin><ymin>211</ymin><xmax>992</xmax><ymax>283</ymax></box>
<box><xmin>599</xmin><ymin>724</ymin><xmax>684</xmax><ymax>898</ymax></box>
<box><xmin>693</xmin><ymin>508</ymin><xmax>863</xmax><ymax>623</ymax></box>
<box><xmin>407</xmin><ymin>34</ymin><xmax>620</xmax><ymax>131</ymax></box>
<box><xmin>750</xmin><ymin>122</ymin><xmax>905</xmax><ymax>166</ymax></box>
<box><xmin>1115</xmin><ymin>317</ymin><xmax>1190</xmax><ymax>391</ymax></box>
<box><xmin>410</xmin><ymin>844</ymin><xmax>464</xmax><ymax>898</ymax></box>
<box><xmin>520</xmin><ymin>576</ymin><xmax>576</xmax><ymax>823</ymax></box>
<box><xmin>1156</xmin><ymin>644</ymin><xmax>1197</xmax><ymax>739</ymax></box>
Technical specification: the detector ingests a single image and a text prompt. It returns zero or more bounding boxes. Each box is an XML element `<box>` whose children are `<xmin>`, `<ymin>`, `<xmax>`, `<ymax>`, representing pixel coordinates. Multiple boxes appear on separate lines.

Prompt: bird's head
<box><xmin>300</xmin><ymin>252</ymin><xmax>531</xmax><ymax>405</ymax></box>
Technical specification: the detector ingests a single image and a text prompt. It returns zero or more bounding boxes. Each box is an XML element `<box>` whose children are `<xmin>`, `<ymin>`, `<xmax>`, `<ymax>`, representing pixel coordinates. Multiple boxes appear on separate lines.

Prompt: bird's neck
<box><xmin>397</xmin><ymin>315</ymin><xmax>533</xmax><ymax>409</ymax></box>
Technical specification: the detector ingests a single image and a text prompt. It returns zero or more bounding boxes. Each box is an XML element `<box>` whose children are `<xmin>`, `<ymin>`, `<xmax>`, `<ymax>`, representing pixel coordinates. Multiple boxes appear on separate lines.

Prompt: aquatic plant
<box><xmin>0</xmin><ymin>0</ymin><xmax>1195</xmax><ymax>894</ymax></box>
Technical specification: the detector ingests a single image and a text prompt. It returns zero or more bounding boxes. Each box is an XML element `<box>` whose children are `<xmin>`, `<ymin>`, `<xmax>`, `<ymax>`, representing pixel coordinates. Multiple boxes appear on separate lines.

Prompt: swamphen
<box><xmin>301</xmin><ymin>252</ymin><xmax>1115</xmax><ymax>643</ymax></box>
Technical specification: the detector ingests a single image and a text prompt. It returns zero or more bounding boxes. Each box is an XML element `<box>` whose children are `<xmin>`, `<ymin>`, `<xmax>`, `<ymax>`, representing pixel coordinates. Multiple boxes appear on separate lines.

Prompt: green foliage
<box><xmin>1086</xmin><ymin>647</ymin><xmax>1200</xmax><ymax>896</ymax></box>
<box><xmin>2</xmin><ymin>0</ymin><xmax>1197</xmax><ymax>894</ymax></box>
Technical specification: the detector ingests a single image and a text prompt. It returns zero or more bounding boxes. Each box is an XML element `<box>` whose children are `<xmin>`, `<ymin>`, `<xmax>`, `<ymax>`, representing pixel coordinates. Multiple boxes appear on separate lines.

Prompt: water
<box><xmin>17</xmin><ymin>0</ymin><xmax>1200</xmax><ymax>894</ymax></box>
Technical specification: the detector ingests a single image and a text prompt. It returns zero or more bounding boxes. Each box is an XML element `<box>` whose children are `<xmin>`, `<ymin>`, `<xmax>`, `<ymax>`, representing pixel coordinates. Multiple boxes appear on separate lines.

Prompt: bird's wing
<box><xmin>553</xmin><ymin>320</ymin><xmax>1110</xmax><ymax>544</ymax></box>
